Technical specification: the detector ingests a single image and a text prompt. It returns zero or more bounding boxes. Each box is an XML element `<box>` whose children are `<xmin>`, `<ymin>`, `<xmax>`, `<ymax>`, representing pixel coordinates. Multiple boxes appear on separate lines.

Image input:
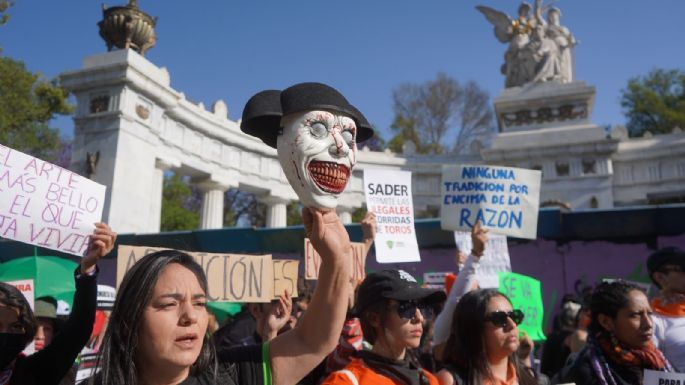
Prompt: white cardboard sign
<box><xmin>643</xmin><ymin>369</ymin><xmax>685</xmax><ymax>385</ymax></box>
<box><xmin>0</xmin><ymin>144</ymin><xmax>106</xmax><ymax>256</ymax></box>
<box><xmin>5</xmin><ymin>279</ymin><xmax>35</xmax><ymax>355</ymax></box>
<box><xmin>441</xmin><ymin>164</ymin><xmax>541</xmax><ymax>239</ymax></box>
<box><xmin>364</xmin><ymin>168</ymin><xmax>421</xmax><ymax>263</ymax></box>
<box><xmin>454</xmin><ymin>231</ymin><xmax>511</xmax><ymax>288</ymax></box>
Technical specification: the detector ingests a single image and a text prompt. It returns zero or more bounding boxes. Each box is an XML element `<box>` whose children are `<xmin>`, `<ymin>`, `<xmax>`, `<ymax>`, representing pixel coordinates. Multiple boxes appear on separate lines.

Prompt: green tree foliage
<box><xmin>0</xmin><ymin>1</ymin><xmax>11</xmax><ymax>27</ymax></box>
<box><xmin>160</xmin><ymin>174</ymin><xmax>200</xmax><ymax>231</ymax></box>
<box><xmin>0</xmin><ymin>57</ymin><xmax>73</xmax><ymax>160</ymax></box>
<box><xmin>621</xmin><ymin>68</ymin><xmax>685</xmax><ymax>137</ymax></box>
<box><xmin>390</xmin><ymin>73</ymin><xmax>494</xmax><ymax>155</ymax></box>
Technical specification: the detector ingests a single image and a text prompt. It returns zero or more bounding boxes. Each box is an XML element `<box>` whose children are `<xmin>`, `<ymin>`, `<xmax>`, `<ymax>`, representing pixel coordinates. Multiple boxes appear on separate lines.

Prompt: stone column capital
<box><xmin>260</xmin><ymin>195</ymin><xmax>291</xmax><ymax>206</ymax></box>
<box><xmin>194</xmin><ymin>179</ymin><xmax>232</xmax><ymax>193</ymax></box>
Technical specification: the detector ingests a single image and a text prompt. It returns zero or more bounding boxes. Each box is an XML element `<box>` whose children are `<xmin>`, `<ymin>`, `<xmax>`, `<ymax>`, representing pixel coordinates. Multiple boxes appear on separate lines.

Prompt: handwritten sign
<box><xmin>364</xmin><ymin>168</ymin><xmax>421</xmax><ymax>263</ymax></box>
<box><xmin>5</xmin><ymin>279</ymin><xmax>35</xmax><ymax>354</ymax></box>
<box><xmin>644</xmin><ymin>369</ymin><xmax>685</xmax><ymax>385</ymax></box>
<box><xmin>441</xmin><ymin>165</ymin><xmax>541</xmax><ymax>239</ymax></box>
<box><xmin>499</xmin><ymin>272</ymin><xmax>546</xmax><ymax>341</ymax></box>
<box><xmin>272</xmin><ymin>259</ymin><xmax>299</xmax><ymax>297</ymax></box>
<box><xmin>304</xmin><ymin>239</ymin><xmax>366</xmax><ymax>282</ymax></box>
<box><xmin>0</xmin><ymin>144</ymin><xmax>106</xmax><ymax>256</ymax></box>
<box><xmin>117</xmin><ymin>245</ymin><xmax>286</xmax><ymax>303</ymax></box>
<box><xmin>454</xmin><ymin>231</ymin><xmax>511</xmax><ymax>288</ymax></box>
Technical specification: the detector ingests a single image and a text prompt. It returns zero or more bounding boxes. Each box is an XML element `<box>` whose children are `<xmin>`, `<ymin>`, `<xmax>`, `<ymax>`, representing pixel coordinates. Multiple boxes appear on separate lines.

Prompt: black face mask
<box><xmin>0</xmin><ymin>333</ymin><xmax>27</xmax><ymax>370</ymax></box>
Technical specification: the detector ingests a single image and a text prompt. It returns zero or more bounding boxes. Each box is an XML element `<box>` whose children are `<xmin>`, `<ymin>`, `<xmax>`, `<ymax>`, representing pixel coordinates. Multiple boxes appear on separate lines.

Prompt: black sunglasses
<box><xmin>394</xmin><ymin>301</ymin><xmax>434</xmax><ymax>320</ymax></box>
<box><xmin>485</xmin><ymin>309</ymin><xmax>524</xmax><ymax>328</ymax></box>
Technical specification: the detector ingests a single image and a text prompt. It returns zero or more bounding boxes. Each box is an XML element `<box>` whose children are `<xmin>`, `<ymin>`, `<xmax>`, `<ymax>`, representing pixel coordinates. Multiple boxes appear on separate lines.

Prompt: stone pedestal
<box><xmin>484</xmin><ymin>81</ymin><xmax>618</xmax><ymax>210</ymax></box>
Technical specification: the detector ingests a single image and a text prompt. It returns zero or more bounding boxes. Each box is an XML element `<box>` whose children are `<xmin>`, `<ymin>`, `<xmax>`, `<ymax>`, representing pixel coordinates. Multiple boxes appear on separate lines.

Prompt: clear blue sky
<box><xmin>2</xmin><ymin>1</ymin><xmax>684</xmax><ymax>142</ymax></box>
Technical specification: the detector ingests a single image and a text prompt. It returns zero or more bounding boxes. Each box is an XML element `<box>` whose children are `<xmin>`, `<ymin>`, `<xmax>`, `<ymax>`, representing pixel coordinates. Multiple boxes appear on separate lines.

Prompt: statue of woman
<box><xmin>544</xmin><ymin>7</ymin><xmax>576</xmax><ymax>83</ymax></box>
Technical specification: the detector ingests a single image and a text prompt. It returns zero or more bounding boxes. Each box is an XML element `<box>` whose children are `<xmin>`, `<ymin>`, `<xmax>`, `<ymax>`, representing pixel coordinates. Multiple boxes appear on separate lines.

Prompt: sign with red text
<box><xmin>117</xmin><ymin>246</ymin><xmax>301</xmax><ymax>302</ymax></box>
<box><xmin>454</xmin><ymin>231</ymin><xmax>511</xmax><ymax>288</ymax></box>
<box><xmin>0</xmin><ymin>144</ymin><xmax>106</xmax><ymax>256</ymax></box>
<box><xmin>5</xmin><ymin>279</ymin><xmax>35</xmax><ymax>354</ymax></box>
<box><xmin>364</xmin><ymin>168</ymin><xmax>421</xmax><ymax>263</ymax></box>
<box><xmin>304</xmin><ymin>239</ymin><xmax>366</xmax><ymax>282</ymax></box>
<box><xmin>441</xmin><ymin>165</ymin><xmax>541</xmax><ymax>239</ymax></box>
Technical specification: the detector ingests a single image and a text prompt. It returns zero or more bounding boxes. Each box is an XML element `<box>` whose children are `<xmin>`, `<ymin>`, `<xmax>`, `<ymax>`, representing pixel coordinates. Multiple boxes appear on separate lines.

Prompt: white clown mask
<box><xmin>277</xmin><ymin>110</ymin><xmax>357</xmax><ymax>209</ymax></box>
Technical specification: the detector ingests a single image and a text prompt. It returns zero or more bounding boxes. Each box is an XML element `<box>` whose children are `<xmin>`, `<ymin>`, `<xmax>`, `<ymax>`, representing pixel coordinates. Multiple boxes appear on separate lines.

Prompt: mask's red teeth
<box><xmin>307</xmin><ymin>161</ymin><xmax>350</xmax><ymax>194</ymax></box>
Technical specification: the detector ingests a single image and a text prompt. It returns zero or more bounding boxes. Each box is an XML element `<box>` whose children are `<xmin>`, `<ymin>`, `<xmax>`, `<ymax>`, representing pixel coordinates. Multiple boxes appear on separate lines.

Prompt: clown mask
<box><xmin>277</xmin><ymin>110</ymin><xmax>357</xmax><ymax>209</ymax></box>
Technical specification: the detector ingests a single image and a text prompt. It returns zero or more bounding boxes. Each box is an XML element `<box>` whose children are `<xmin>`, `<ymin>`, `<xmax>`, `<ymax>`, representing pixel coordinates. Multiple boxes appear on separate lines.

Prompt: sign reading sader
<box><xmin>116</xmin><ymin>246</ymin><xmax>299</xmax><ymax>302</ymax></box>
<box><xmin>441</xmin><ymin>165</ymin><xmax>541</xmax><ymax>239</ymax></box>
<box><xmin>364</xmin><ymin>168</ymin><xmax>421</xmax><ymax>263</ymax></box>
<box><xmin>499</xmin><ymin>272</ymin><xmax>546</xmax><ymax>341</ymax></box>
<box><xmin>643</xmin><ymin>369</ymin><xmax>685</xmax><ymax>385</ymax></box>
<box><xmin>304</xmin><ymin>239</ymin><xmax>366</xmax><ymax>282</ymax></box>
<box><xmin>0</xmin><ymin>144</ymin><xmax>106</xmax><ymax>255</ymax></box>
<box><xmin>454</xmin><ymin>231</ymin><xmax>511</xmax><ymax>288</ymax></box>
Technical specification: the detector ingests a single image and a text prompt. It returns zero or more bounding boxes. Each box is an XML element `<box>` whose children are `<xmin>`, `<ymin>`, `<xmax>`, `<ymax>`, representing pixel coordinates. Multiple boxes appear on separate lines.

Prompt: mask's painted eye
<box><xmin>310</xmin><ymin>122</ymin><xmax>328</xmax><ymax>138</ymax></box>
<box><xmin>341</xmin><ymin>130</ymin><xmax>354</xmax><ymax>144</ymax></box>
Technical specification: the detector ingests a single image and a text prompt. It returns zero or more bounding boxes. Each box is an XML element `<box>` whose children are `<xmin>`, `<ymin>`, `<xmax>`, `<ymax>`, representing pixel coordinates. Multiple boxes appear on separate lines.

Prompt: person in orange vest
<box><xmin>321</xmin><ymin>269</ymin><xmax>446</xmax><ymax>385</ymax></box>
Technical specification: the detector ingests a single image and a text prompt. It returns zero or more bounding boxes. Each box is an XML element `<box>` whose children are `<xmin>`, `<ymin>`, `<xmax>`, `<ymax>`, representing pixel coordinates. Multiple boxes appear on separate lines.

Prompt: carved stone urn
<box><xmin>98</xmin><ymin>0</ymin><xmax>157</xmax><ymax>56</ymax></box>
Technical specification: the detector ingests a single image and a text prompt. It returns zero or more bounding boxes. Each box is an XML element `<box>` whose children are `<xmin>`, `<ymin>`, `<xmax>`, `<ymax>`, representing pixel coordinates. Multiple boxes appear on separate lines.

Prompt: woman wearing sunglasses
<box><xmin>555</xmin><ymin>280</ymin><xmax>672</xmax><ymax>385</ymax></box>
<box><xmin>438</xmin><ymin>289</ymin><xmax>538</xmax><ymax>385</ymax></box>
<box><xmin>321</xmin><ymin>269</ymin><xmax>446</xmax><ymax>385</ymax></box>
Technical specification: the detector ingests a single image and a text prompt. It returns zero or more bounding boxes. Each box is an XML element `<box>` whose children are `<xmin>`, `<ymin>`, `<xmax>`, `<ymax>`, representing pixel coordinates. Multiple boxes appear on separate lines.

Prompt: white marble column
<box><xmin>150</xmin><ymin>159</ymin><xmax>177</xmax><ymax>232</ymax></box>
<box><xmin>196</xmin><ymin>181</ymin><xmax>230</xmax><ymax>229</ymax></box>
<box><xmin>337</xmin><ymin>206</ymin><xmax>354</xmax><ymax>224</ymax></box>
<box><xmin>262</xmin><ymin>197</ymin><xmax>289</xmax><ymax>228</ymax></box>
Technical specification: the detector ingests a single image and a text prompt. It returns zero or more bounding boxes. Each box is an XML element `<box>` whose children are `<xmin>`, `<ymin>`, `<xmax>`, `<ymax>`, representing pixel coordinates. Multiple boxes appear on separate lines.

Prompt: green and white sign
<box><xmin>498</xmin><ymin>272</ymin><xmax>546</xmax><ymax>341</ymax></box>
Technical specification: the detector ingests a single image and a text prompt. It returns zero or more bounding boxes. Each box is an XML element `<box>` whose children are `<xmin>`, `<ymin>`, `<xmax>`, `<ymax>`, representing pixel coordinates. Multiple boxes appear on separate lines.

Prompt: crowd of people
<box><xmin>0</xmin><ymin>210</ymin><xmax>683</xmax><ymax>385</ymax></box>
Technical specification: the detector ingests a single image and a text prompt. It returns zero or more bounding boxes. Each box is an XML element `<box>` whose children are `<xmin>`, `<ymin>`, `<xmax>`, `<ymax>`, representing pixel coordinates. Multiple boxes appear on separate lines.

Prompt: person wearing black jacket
<box><xmin>0</xmin><ymin>223</ymin><xmax>116</xmax><ymax>385</ymax></box>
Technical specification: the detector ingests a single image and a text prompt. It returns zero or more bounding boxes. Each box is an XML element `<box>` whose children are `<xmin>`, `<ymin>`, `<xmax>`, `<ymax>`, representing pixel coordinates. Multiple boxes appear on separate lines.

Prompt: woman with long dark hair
<box><xmin>91</xmin><ymin>208</ymin><xmax>352</xmax><ymax>385</ymax></box>
<box><xmin>0</xmin><ymin>223</ymin><xmax>116</xmax><ymax>385</ymax></box>
<box><xmin>438</xmin><ymin>289</ymin><xmax>537</xmax><ymax>385</ymax></box>
<box><xmin>555</xmin><ymin>280</ymin><xmax>672</xmax><ymax>385</ymax></box>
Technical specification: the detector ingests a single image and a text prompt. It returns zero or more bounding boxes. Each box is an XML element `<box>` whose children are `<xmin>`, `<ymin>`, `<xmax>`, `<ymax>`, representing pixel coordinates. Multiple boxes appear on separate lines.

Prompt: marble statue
<box><xmin>477</xmin><ymin>0</ymin><xmax>576</xmax><ymax>88</ymax></box>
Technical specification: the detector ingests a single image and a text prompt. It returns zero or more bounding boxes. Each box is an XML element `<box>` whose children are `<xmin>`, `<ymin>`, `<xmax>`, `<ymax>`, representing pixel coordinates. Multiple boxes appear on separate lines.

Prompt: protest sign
<box><xmin>0</xmin><ymin>144</ymin><xmax>106</xmax><ymax>256</ymax></box>
<box><xmin>441</xmin><ymin>165</ymin><xmax>541</xmax><ymax>239</ymax></box>
<box><xmin>423</xmin><ymin>272</ymin><xmax>450</xmax><ymax>290</ymax></box>
<box><xmin>304</xmin><ymin>239</ymin><xmax>366</xmax><ymax>282</ymax></box>
<box><xmin>643</xmin><ymin>369</ymin><xmax>685</xmax><ymax>385</ymax></box>
<box><xmin>5</xmin><ymin>279</ymin><xmax>35</xmax><ymax>354</ymax></box>
<box><xmin>117</xmin><ymin>245</ymin><xmax>289</xmax><ymax>303</ymax></box>
<box><xmin>364</xmin><ymin>168</ymin><xmax>421</xmax><ymax>263</ymax></box>
<box><xmin>454</xmin><ymin>231</ymin><xmax>511</xmax><ymax>288</ymax></box>
<box><xmin>498</xmin><ymin>272</ymin><xmax>546</xmax><ymax>341</ymax></box>
<box><xmin>272</xmin><ymin>259</ymin><xmax>299</xmax><ymax>297</ymax></box>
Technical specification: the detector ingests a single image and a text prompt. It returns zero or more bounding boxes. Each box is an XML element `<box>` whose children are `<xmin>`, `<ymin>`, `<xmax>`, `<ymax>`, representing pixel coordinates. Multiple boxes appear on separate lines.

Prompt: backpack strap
<box><xmin>336</xmin><ymin>369</ymin><xmax>359</xmax><ymax>385</ymax></box>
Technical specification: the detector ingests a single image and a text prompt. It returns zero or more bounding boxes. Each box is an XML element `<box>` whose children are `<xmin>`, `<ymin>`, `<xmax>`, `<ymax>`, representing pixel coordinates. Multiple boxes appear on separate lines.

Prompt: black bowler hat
<box><xmin>241</xmin><ymin>89</ymin><xmax>283</xmax><ymax>148</ymax></box>
<box><xmin>353</xmin><ymin>270</ymin><xmax>446</xmax><ymax>316</ymax></box>
<box><xmin>240</xmin><ymin>82</ymin><xmax>373</xmax><ymax>148</ymax></box>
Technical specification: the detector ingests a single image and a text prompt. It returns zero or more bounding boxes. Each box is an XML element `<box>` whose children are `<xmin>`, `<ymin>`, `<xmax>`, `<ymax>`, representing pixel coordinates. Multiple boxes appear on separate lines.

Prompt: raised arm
<box><xmin>270</xmin><ymin>208</ymin><xmax>352</xmax><ymax>385</ymax></box>
<box><xmin>433</xmin><ymin>221</ymin><xmax>487</xmax><ymax>346</ymax></box>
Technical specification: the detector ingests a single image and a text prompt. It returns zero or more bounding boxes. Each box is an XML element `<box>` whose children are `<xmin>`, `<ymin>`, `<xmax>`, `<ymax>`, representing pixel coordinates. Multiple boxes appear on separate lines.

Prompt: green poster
<box><xmin>498</xmin><ymin>272</ymin><xmax>546</xmax><ymax>341</ymax></box>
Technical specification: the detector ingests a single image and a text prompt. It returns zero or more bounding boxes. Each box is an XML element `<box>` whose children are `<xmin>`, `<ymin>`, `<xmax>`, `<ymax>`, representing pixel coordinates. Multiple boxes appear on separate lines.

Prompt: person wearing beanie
<box><xmin>647</xmin><ymin>247</ymin><xmax>685</xmax><ymax>372</ymax></box>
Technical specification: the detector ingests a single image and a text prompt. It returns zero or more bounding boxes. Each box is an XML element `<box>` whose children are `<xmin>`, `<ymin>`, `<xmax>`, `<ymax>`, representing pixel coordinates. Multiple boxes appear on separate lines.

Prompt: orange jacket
<box><xmin>321</xmin><ymin>357</ymin><xmax>439</xmax><ymax>385</ymax></box>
